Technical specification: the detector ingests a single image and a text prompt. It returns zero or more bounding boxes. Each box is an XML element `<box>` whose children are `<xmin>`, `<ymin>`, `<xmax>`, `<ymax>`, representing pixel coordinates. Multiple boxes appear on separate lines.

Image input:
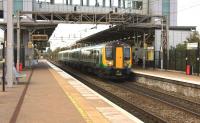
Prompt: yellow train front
<box><xmin>100</xmin><ymin>41</ymin><xmax>132</xmax><ymax>79</ymax></box>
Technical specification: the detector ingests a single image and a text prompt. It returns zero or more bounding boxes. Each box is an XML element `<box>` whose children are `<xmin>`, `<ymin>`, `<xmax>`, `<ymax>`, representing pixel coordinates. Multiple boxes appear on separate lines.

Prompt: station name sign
<box><xmin>187</xmin><ymin>43</ymin><xmax>198</xmax><ymax>50</ymax></box>
<box><xmin>32</xmin><ymin>34</ymin><xmax>48</xmax><ymax>41</ymax></box>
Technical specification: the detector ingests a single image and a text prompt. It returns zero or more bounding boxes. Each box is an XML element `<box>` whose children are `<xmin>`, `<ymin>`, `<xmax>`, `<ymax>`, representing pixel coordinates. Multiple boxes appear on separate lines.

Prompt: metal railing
<box><xmin>137</xmin><ymin>49</ymin><xmax>200</xmax><ymax>75</ymax></box>
<box><xmin>33</xmin><ymin>2</ymin><xmax>146</xmax><ymax>15</ymax></box>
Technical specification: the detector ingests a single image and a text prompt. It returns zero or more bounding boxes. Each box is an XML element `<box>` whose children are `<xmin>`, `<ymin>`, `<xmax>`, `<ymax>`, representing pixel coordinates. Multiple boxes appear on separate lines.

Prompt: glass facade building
<box><xmin>149</xmin><ymin>0</ymin><xmax>177</xmax><ymax>26</ymax></box>
<box><xmin>14</xmin><ymin>0</ymin><xmax>23</xmax><ymax>14</ymax></box>
<box><xmin>162</xmin><ymin>0</ymin><xmax>170</xmax><ymax>17</ymax></box>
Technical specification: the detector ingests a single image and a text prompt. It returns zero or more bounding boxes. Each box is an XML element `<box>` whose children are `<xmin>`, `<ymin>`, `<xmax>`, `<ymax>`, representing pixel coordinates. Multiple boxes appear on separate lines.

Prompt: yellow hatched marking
<box><xmin>49</xmin><ymin>69</ymin><xmax>93</xmax><ymax>123</ymax></box>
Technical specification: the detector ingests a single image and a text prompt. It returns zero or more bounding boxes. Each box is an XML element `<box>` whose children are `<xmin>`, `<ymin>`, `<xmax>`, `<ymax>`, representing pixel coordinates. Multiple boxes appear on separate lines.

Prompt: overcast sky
<box><xmin>178</xmin><ymin>0</ymin><xmax>200</xmax><ymax>30</ymax></box>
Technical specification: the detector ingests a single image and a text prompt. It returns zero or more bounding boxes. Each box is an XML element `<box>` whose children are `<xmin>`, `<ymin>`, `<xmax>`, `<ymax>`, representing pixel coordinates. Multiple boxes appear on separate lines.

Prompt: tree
<box><xmin>186</xmin><ymin>31</ymin><xmax>200</xmax><ymax>43</ymax></box>
<box><xmin>176</xmin><ymin>41</ymin><xmax>187</xmax><ymax>50</ymax></box>
<box><xmin>176</xmin><ymin>31</ymin><xmax>200</xmax><ymax>50</ymax></box>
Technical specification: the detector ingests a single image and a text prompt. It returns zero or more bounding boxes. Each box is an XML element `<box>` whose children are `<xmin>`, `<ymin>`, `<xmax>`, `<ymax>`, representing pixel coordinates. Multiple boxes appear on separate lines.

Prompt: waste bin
<box><xmin>19</xmin><ymin>63</ymin><xmax>23</xmax><ymax>71</ymax></box>
<box><xmin>186</xmin><ymin>65</ymin><xmax>192</xmax><ymax>75</ymax></box>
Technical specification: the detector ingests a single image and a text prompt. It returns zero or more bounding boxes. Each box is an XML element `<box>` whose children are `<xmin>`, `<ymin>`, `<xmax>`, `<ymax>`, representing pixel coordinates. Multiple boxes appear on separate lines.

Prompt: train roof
<box><xmin>58</xmin><ymin>41</ymin><xmax>130</xmax><ymax>54</ymax></box>
<box><xmin>59</xmin><ymin>48</ymin><xmax>81</xmax><ymax>54</ymax></box>
<box><xmin>105</xmin><ymin>41</ymin><xmax>130</xmax><ymax>47</ymax></box>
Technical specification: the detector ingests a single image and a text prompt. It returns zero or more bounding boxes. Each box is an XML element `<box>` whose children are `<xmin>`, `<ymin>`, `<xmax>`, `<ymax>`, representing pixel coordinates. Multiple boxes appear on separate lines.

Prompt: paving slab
<box><xmin>132</xmin><ymin>68</ymin><xmax>200</xmax><ymax>85</ymax></box>
<box><xmin>16</xmin><ymin>62</ymin><xmax>86</xmax><ymax>123</ymax></box>
<box><xmin>0</xmin><ymin>70</ymin><xmax>32</xmax><ymax>123</ymax></box>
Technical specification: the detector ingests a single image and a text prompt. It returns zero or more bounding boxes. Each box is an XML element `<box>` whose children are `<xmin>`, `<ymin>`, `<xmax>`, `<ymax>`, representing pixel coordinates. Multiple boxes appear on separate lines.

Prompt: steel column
<box><xmin>123</xmin><ymin>0</ymin><xmax>125</xmax><ymax>9</ymax></box>
<box><xmin>166</xmin><ymin>16</ymin><xmax>169</xmax><ymax>70</ymax></box>
<box><xmin>143</xmin><ymin>33</ymin><xmax>146</xmax><ymax>69</ymax></box>
<box><xmin>80</xmin><ymin>0</ymin><xmax>83</xmax><ymax>6</ymax></box>
<box><xmin>103</xmin><ymin>0</ymin><xmax>105</xmax><ymax>7</ymax></box>
<box><xmin>86</xmin><ymin>0</ymin><xmax>89</xmax><ymax>6</ymax></box>
<box><xmin>118</xmin><ymin>0</ymin><xmax>121</xmax><ymax>8</ymax></box>
<box><xmin>6</xmin><ymin>0</ymin><xmax>14</xmax><ymax>87</ymax></box>
<box><xmin>50</xmin><ymin>0</ymin><xmax>54</xmax><ymax>4</ymax></box>
<box><xmin>16</xmin><ymin>11</ymin><xmax>20</xmax><ymax>73</ymax></box>
<box><xmin>95</xmin><ymin>0</ymin><xmax>98</xmax><ymax>6</ymax></box>
<box><xmin>160</xmin><ymin>17</ymin><xmax>164</xmax><ymax>69</ymax></box>
<box><xmin>1</xmin><ymin>42</ymin><xmax>5</xmax><ymax>91</ymax></box>
<box><xmin>197</xmin><ymin>42</ymin><xmax>200</xmax><ymax>76</ymax></box>
<box><xmin>70</xmin><ymin>0</ymin><xmax>72</xmax><ymax>5</ymax></box>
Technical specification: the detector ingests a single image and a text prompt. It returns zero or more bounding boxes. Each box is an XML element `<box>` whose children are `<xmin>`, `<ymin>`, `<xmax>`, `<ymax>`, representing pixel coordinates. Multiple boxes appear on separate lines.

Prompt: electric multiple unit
<box><xmin>58</xmin><ymin>41</ymin><xmax>132</xmax><ymax>78</ymax></box>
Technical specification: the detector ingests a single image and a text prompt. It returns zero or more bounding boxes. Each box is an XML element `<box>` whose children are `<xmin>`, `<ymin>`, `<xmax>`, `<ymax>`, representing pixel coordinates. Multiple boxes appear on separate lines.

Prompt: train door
<box><xmin>96</xmin><ymin>51</ymin><xmax>100</xmax><ymax>64</ymax></box>
<box><xmin>115</xmin><ymin>47</ymin><xmax>123</xmax><ymax>69</ymax></box>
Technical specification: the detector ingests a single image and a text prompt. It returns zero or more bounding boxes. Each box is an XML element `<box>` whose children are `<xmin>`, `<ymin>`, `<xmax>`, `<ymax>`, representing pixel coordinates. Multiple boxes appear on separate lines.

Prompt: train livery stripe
<box><xmin>116</xmin><ymin>47</ymin><xmax>123</xmax><ymax>69</ymax></box>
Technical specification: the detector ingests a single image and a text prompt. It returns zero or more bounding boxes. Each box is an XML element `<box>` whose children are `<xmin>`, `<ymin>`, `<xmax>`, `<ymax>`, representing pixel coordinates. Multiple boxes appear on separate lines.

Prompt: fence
<box><xmin>152</xmin><ymin>49</ymin><xmax>200</xmax><ymax>75</ymax></box>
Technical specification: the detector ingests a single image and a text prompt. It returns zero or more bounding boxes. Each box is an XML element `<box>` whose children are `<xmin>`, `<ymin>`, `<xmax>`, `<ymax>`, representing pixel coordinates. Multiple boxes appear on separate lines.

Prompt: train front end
<box><xmin>103</xmin><ymin>41</ymin><xmax>132</xmax><ymax>78</ymax></box>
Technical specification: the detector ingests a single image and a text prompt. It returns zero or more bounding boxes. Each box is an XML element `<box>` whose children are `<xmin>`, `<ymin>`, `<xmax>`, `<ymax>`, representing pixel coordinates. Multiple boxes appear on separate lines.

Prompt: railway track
<box><xmin>52</xmin><ymin>61</ymin><xmax>200</xmax><ymax>123</ymax></box>
<box><xmin>117</xmin><ymin>82</ymin><xmax>200</xmax><ymax>117</ymax></box>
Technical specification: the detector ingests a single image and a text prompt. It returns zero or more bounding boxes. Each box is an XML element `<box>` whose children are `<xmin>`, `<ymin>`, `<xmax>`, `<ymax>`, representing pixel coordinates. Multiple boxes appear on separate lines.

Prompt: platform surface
<box><xmin>0</xmin><ymin>70</ymin><xmax>32</xmax><ymax>123</ymax></box>
<box><xmin>16</xmin><ymin>61</ymin><xmax>86</xmax><ymax>123</ymax></box>
<box><xmin>132</xmin><ymin>68</ymin><xmax>200</xmax><ymax>85</ymax></box>
<box><xmin>1</xmin><ymin>60</ymin><xmax>142</xmax><ymax>123</ymax></box>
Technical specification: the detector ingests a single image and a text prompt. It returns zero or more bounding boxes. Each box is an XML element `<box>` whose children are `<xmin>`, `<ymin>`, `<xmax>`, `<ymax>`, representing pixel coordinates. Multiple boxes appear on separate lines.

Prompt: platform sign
<box><xmin>28</xmin><ymin>41</ymin><xmax>33</xmax><ymax>48</ymax></box>
<box><xmin>147</xmin><ymin>46</ymin><xmax>154</xmax><ymax>50</ymax></box>
<box><xmin>147</xmin><ymin>47</ymin><xmax>154</xmax><ymax>61</ymax></box>
<box><xmin>32</xmin><ymin>34</ymin><xmax>48</xmax><ymax>41</ymax></box>
<box><xmin>187</xmin><ymin>43</ymin><xmax>198</xmax><ymax>50</ymax></box>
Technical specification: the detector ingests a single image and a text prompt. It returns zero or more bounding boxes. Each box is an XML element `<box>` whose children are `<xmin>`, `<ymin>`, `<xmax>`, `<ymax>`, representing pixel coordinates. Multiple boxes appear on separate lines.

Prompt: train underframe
<box><xmin>58</xmin><ymin>60</ymin><xmax>131</xmax><ymax>80</ymax></box>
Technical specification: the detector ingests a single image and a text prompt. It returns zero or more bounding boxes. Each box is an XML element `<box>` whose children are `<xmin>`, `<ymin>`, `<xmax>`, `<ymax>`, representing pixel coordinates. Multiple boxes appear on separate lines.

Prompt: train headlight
<box><xmin>107</xmin><ymin>61</ymin><xmax>113</xmax><ymax>66</ymax></box>
<box><xmin>124</xmin><ymin>61</ymin><xmax>130</xmax><ymax>67</ymax></box>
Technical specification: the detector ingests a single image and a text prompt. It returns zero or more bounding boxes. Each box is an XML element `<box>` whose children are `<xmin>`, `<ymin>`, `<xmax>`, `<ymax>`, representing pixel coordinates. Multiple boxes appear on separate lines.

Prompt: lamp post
<box><xmin>1</xmin><ymin>42</ymin><xmax>5</xmax><ymax>91</ymax></box>
<box><xmin>160</xmin><ymin>17</ymin><xmax>164</xmax><ymax>70</ymax></box>
<box><xmin>16</xmin><ymin>11</ymin><xmax>20</xmax><ymax>72</ymax></box>
<box><xmin>154</xmin><ymin>16</ymin><xmax>169</xmax><ymax>70</ymax></box>
<box><xmin>143</xmin><ymin>33</ymin><xmax>146</xmax><ymax>69</ymax></box>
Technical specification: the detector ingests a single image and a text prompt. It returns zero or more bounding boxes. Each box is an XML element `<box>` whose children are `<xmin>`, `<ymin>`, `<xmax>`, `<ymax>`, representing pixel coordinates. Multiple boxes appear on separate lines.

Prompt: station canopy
<box><xmin>76</xmin><ymin>24</ymin><xmax>196</xmax><ymax>46</ymax></box>
<box><xmin>76</xmin><ymin>23</ymin><xmax>160</xmax><ymax>45</ymax></box>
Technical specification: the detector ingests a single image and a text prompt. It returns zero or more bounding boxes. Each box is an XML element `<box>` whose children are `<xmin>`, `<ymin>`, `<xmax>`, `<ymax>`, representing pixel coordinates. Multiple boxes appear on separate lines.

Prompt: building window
<box><xmin>162</xmin><ymin>0</ymin><xmax>170</xmax><ymax>16</ymax></box>
<box><xmin>133</xmin><ymin>1</ymin><xmax>143</xmax><ymax>10</ymax></box>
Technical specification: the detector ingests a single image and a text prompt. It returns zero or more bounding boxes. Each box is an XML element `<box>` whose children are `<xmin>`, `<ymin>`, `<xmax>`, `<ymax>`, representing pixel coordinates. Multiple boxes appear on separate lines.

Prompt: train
<box><xmin>58</xmin><ymin>41</ymin><xmax>132</xmax><ymax>79</ymax></box>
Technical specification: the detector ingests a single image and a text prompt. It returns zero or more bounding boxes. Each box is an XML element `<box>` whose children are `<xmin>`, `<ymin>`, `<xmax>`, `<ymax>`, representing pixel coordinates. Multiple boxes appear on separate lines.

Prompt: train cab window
<box><xmin>105</xmin><ymin>47</ymin><xmax>113</xmax><ymax>60</ymax></box>
<box><xmin>124</xmin><ymin>47</ymin><xmax>130</xmax><ymax>60</ymax></box>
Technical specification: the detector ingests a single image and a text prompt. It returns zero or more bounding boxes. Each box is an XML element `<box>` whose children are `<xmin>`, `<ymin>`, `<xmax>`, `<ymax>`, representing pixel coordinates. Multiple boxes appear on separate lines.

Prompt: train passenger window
<box><xmin>124</xmin><ymin>48</ymin><xmax>130</xmax><ymax>60</ymax></box>
<box><xmin>106</xmin><ymin>47</ymin><xmax>113</xmax><ymax>60</ymax></box>
<box><xmin>96</xmin><ymin>51</ymin><xmax>99</xmax><ymax>64</ymax></box>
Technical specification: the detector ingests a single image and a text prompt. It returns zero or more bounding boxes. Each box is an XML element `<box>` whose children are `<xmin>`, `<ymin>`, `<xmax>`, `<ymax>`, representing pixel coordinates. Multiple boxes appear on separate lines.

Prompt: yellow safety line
<box><xmin>49</xmin><ymin>69</ymin><xmax>93</xmax><ymax>123</ymax></box>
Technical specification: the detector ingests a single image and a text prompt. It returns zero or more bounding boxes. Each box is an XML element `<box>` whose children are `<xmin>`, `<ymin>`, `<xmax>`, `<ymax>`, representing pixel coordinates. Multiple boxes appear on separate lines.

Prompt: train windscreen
<box><xmin>105</xmin><ymin>47</ymin><xmax>113</xmax><ymax>60</ymax></box>
<box><xmin>124</xmin><ymin>48</ymin><xmax>130</xmax><ymax>60</ymax></box>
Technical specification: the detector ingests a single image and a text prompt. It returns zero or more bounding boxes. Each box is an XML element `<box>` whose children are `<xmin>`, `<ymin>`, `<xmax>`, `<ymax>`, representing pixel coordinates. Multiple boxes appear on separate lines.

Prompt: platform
<box><xmin>132</xmin><ymin>68</ymin><xmax>200</xmax><ymax>85</ymax></box>
<box><xmin>0</xmin><ymin>60</ymin><xmax>142</xmax><ymax>123</ymax></box>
